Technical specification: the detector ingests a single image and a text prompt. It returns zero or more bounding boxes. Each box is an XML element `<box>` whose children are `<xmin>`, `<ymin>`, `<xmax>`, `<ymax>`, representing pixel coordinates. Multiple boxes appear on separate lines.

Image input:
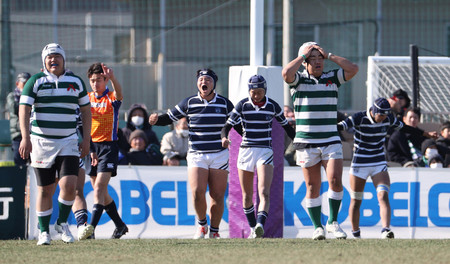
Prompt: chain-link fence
<box><xmin>2</xmin><ymin>0</ymin><xmax>450</xmax><ymax>117</ymax></box>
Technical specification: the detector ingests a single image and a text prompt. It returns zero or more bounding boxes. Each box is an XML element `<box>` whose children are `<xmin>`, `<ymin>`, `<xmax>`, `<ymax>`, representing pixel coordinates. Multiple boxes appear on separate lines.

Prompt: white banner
<box><xmin>28</xmin><ymin>166</ymin><xmax>450</xmax><ymax>240</ymax></box>
<box><xmin>283</xmin><ymin>167</ymin><xmax>450</xmax><ymax>239</ymax></box>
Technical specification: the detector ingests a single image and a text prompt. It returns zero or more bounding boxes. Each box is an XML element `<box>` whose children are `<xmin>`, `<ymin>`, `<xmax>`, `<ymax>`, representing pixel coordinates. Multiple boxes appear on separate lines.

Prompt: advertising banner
<box><xmin>0</xmin><ymin>166</ymin><xmax>27</xmax><ymax>239</ymax></box>
<box><xmin>28</xmin><ymin>166</ymin><xmax>450</xmax><ymax>240</ymax></box>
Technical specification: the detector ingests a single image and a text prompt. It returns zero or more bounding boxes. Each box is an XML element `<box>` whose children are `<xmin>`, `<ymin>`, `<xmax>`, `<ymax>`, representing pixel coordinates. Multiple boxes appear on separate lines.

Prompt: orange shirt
<box><xmin>89</xmin><ymin>89</ymin><xmax>122</xmax><ymax>142</ymax></box>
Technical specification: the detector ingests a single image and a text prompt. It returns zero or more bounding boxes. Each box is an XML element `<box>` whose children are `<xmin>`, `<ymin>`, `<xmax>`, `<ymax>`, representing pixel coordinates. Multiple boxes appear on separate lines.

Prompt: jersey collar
<box><xmin>95</xmin><ymin>87</ymin><xmax>110</xmax><ymax>99</ymax></box>
<box><xmin>248</xmin><ymin>95</ymin><xmax>268</xmax><ymax>111</ymax></box>
<box><xmin>196</xmin><ymin>91</ymin><xmax>217</xmax><ymax>104</ymax></box>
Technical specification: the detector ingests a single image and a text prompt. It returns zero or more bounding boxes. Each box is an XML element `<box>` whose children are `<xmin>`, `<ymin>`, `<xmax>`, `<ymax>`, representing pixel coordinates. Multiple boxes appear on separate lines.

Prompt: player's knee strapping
<box><xmin>376</xmin><ymin>184</ymin><xmax>390</xmax><ymax>193</ymax></box>
<box><xmin>349</xmin><ymin>190</ymin><xmax>364</xmax><ymax>200</ymax></box>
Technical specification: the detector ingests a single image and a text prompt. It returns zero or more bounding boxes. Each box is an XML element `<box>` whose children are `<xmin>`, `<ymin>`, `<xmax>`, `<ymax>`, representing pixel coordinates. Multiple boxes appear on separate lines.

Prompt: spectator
<box><xmin>123</xmin><ymin>129</ymin><xmax>163</xmax><ymax>165</ymax></box>
<box><xmin>160</xmin><ymin>117</ymin><xmax>189</xmax><ymax>166</ymax></box>
<box><xmin>387</xmin><ymin>107</ymin><xmax>427</xmax><ymax>167</ymax></box>
<box><xmin>284</xmin><ymin>105</ymin><xmax>294</xmax><ymax>118</ymax></box>
<box><xmin>6</xmin><ymin>72</ymin><xmax>31</xmax><ymax>166</ymax></box>
<box><xmin>436</xmin><ymin>121</ymin><xmax>450</xmax><ymax>167</ymax></box>
<box><xmin>421</xmin><ymin>139</ymin><xmax>444</xmax><ymax>168</ymax></box>
<box><xmin>120</xmin><ymin>103</ymin><xmax>159</xmax><ymax>153</ymax></box>
<box><xmin>387</xmin><ymin>89</ymin><xmax>411</xmax><ymax>120</ymax></box>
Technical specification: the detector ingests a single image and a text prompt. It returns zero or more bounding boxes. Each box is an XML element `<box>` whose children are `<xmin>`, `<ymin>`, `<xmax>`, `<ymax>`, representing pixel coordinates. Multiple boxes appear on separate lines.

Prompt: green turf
<box><xmin>1</xmin><ymin>238</ymin><xmax>448</xmax><ymax>264</ymax></box>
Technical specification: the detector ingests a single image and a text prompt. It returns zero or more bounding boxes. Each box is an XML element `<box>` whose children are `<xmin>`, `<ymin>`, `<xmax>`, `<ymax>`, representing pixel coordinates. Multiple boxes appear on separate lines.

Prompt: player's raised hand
<box><xmin>101</xmin><ymin>63</ymin><xmax>115</xmax><ymax>81</ymax></box>
<box><xmin>149</xmin><ymin>113</ymin><xmax>159</xmax><ymax>125</ymax></box>
<box><xmin>314</xmin><ymin>45</ymin><xmax>328</xmax><ymax>59</ymax></box>
<box><xmin>301</xmin><ymin>44</ymin><xmax>315</xmax><ymax>59</ymax></box>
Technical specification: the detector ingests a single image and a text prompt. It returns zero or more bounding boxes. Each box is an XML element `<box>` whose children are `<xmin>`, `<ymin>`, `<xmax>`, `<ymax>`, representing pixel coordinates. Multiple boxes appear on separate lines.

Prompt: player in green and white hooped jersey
<box><xmin>282</xmin><ymin>42</ymin><xmax>358</xmax><ymax>240</ymax></box>
<box><xmin>19</xmin><ymin>43</ymin><xmax>91</xmax><ymax>245</ymax></box>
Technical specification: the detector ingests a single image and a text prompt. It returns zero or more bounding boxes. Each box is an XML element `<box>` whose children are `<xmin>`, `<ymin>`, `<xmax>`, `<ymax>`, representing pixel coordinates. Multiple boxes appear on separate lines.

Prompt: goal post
<box><xmin>367</xmin><ymin>56</ymin><xmax>450</xmax><ymax>122</ymax></box>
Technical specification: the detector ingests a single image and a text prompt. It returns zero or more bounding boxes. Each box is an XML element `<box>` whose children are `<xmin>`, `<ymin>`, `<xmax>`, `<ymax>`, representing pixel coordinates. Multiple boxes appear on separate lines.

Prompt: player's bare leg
<box><xmin>188</xmin><ymin>167</ymin><xmax>209</xmax><ymax>238</ymax></box>
<box><xmin>208</xmin><ymin>168</ymin><xmax>228</xmax><ymax>238</ymax></box>
<box><xmin>373</xmin><ymin>171</ymin><xmax>394</xmax><ymax>239</ymax></box>
<box><xmin>349</xmin><ymin>174</ymin><xmax>366</xmax><ymax>238</ymax></box>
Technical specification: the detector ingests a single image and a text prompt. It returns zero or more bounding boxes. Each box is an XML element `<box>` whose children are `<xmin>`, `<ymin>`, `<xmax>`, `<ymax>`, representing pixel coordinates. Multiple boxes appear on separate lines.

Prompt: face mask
<box><xmin>425</xmin><ymin>148</ymin><xmax>439</xmax><ymax>159</ymax></box>
<box><xmin>177</xmin><ymin>129</ymin><xmax>189</xmax><ymax>138</ymax></box>
<box><xmin>131</xmin><ymin>116</ymin><xmax>144</xmax><ymax>127</ymax></box>
<box><xmin>430</xmin><ymin>163</ymin><xmax>443</xmax><ymax>169</ymax></box>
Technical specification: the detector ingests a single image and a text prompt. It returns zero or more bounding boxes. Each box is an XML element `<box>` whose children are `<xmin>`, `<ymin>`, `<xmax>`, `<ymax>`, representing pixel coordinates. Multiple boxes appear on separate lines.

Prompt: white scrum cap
<box><xmin>41</xmin><ymin>43</ymin><xmax>66</xmax><ymax>63</ymax></box>
<box><xmin>298</xmin><ymin>41</ymin><xmax>318</xmax><ymax>57</ymax></box>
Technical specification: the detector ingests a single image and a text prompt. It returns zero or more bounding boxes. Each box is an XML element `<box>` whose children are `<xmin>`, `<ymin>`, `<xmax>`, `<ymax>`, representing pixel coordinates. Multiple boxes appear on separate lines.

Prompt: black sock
<box><xmin>74</xmin><ymin>209</ymin><xmax>88</xmax><ymax>227</ymax></box>
<box><xmin>381</xmin><ymin>227</ymin><xmax>391</xmax><ymax>233</ymax></box>
<box><xmin>105</xmin><ymin>201</ymin><xmax>125</xmax><ymax>227</ymax></box>
<box><xmin>243</xmin><ymin>205</ymin><xmax>257</xmax><ymax>228</ymax></box>
<box><xmin>209</xmin><ymin>226</ymin><xmax>219</xmax><ymax>233</ymax></box>
<box><xmin>352</xmin><ymin>229</ymin><xmax>361</xmax><ymax>237</ymax></box>
<box><xmin>198</xmin><ymin>218</ymin><xmax>207</xmax><ymax>226</ymax></box>
<box><xmin>257</xmin><ymin>211</ymin><xmax>268</xmax><ymax>226</ymax></box>
<box><xmin>90</xmin><ymin>204</ymin><xmax>104</xmax><ymax>228</ymax></box>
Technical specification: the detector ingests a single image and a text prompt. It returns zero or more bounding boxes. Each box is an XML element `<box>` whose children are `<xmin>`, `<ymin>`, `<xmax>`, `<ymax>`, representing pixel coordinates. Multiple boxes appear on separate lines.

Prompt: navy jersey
<box><xmin>227</xmin><ymin>96</ymin><xmax>288</xmax><ymax>148</ymax></box>
<box><xmin>168</xmin><ymin>93</ymin><xmax>234</xmax><ymax>153</ymax></box>
<box><xmin>338</xmin><ymin>111</ymin><xmax>403</xmax><ymax>167</ymax></box>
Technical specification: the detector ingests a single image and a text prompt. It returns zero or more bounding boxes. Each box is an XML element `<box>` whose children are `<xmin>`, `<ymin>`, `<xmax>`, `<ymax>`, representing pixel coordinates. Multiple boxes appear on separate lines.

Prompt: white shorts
<box><xmin>237</xmin><ymin>147</ymin><xmax>273</xmax><ymax>172</ymax></box>
<box><xmin>187</xmin><ymin>149</ymin><xmax>229</xmax><ymax>171</ymax></box>
<box><xmin>350</xmin><ymin>165</ymin><xmax>388</xmax><ymax>180</ymax></box>
<box><xmin>30</xmin><ymin>136</ymin><xmax>79</xmax><ymax>168</ymax></box>
<box><xmin>296</xmin><ymin>143</ymin><xmax>343</xmax><ymax>168</ymax></box>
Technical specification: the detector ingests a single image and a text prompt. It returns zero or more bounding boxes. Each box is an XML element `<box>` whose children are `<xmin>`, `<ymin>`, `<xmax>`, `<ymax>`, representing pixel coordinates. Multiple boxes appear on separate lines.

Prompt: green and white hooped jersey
<box><xmin>288</xmin><ymin>69</ymin><xmax>345</xmax><ymax>145</ymax></box>
<box><xmin>19</xmin><ymin>71</ymin><xmax>90</xmax><ymax>139</ymax></box>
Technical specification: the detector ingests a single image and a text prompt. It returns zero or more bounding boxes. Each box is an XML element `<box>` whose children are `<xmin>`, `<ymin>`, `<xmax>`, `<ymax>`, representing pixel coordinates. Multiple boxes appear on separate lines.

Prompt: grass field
<box><xmin>1</xmin><ymin>238</ymin><xmax>448</xmax><ymax>264</ymax></box>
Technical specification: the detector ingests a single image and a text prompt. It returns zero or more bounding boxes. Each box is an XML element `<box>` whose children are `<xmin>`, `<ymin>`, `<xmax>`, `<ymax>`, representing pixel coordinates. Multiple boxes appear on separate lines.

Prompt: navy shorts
<box><xmin>87</xmin><ymin>141</ymin><xmax>119</xmax><ymax>177</ymax></box>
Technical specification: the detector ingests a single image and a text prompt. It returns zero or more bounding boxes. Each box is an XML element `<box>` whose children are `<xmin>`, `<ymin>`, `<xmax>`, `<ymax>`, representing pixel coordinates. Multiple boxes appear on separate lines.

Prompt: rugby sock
<box><xmin>257</xmin><ymin>211</ymin><xmax>268</xmax><ymax>226</ymax></box>
<box><xmin>198</xmin><ymin>218</ymin><xmax>208</xmax><ymax>227</ymax></box>
<box><xmin>381</xmin><ymin>227</ymin><xmax>391</xmax><ymax>233</ymax></box>
<box><xmin>306</xmin><ymin>197</ymin><xmax>323</xmax><ymax>229</ymax></box>
<box><xmin>57</xmin><ymin>197</ymin><xmax>74</xmax><ymax>224</ymax></box>
<box><xmin>327</xmin><ymin>190</ymin><xmax>343</xmax><ymax>224</ymax></box>
<box><xmin>37</xmin><ymin>208</ymin><xmax>53</xmax><ymax>233</ymax></box>
<box><xmin>307</xmin><ymin>206</ymin><xmax>322</xmax><ymax>229</ymax></box>
<box><xmin>90</xmin><ymin>204</ymin><xmax>105</xmax><ymax>228</ymax></box>
<box><xmin>74</xmin><ymin>209</ymin><xmax>88</xmax><ymax>227</ymax></box>
<box><xmin>243</xmin><ymin>205</ymin><xmax>257</xmax><ymax>228</ymax></box>
<box><xmin>105</xmin><ymin>201</ymin><xmax>125</xmax><ymax>227</ymax></box>
<box><xmin>328</xmin><ymin>199</ymin><xmax>342</xmax><ymax>224</ymax></box>
<box><xmin>352</xmin><ymin>229</ymin><xmax>361</xmax><ymax>238</ymax></box>
<box><xmin>209</xmin><ymin>226</ymin><xmax>219</xmax><ymax>233</ymax></box>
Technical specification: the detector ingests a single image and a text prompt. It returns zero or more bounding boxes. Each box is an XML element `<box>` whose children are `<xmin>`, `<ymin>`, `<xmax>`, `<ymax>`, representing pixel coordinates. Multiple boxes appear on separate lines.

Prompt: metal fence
<box><xmin>2</xmin><ymin>0</ymin><xmax>450</xmax><ymax>117</ymax></box>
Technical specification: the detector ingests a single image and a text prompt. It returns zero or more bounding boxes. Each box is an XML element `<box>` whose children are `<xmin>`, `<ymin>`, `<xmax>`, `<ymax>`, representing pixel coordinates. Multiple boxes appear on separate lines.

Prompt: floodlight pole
<box><xmin>52</xmin><ymin>0</ymin><xmax>58</xmax><ymax>43</ymax></box>
<box><xmin>410</xmin><ymin>44</ymin><xmax>419</xmax><ymax>109</ymax></box>
<box><xmin>250</xmin><ymin>0</ymin><xmax>264</xmax><ymax>66</ymax></box>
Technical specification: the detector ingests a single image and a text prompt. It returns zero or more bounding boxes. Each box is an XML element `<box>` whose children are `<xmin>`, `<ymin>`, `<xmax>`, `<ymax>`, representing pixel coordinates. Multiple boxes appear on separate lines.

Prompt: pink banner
<box><xmin>228</xmin><ymin>121</ymin><xmax>285</xmax><ymax>238</ymax></box>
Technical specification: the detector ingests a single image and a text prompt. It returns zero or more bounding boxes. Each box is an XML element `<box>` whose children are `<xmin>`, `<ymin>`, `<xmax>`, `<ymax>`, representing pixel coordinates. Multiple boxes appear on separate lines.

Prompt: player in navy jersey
<box><xmin>149</xmin><ymin>69</ymin><xmax>235</xmax><ymax>239</ymax></box>
<box><xmin>221</xmin><ymin>75</ymin><xmax>295</xmax><ymax>238</ymax></box>
<box><xmin>338</xmin><ymin>98</ymin><xmax>436</xmax><ymax>239</ymax></box>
